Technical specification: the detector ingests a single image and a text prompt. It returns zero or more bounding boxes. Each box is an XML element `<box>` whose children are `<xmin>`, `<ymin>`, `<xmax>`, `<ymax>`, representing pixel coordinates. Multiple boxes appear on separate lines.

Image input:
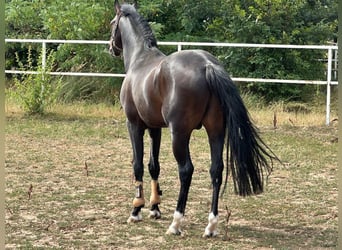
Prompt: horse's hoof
<box><xmin>149</xmin><ymin>209</ymin><xmax>161</xmax><ymax>219</ymax></box>
<box><xmin>149</xmin><ymin>204</ymin><xmax>161</xmax><ymax>219</ymax></box>
<box><xmin>202</xmin><ymin>230</ymin><xmax>218</xmax><ymax>238</ymax></box>
<box><xmin>202</xmin><ymin>212</ymin><xmax>218</xmax><ymax>237</ymax></box>
<box><xmin>166</xmin><ymin>211</ymin><xmax>183</xmax><ymax>235</ymax></box>
<box><xmin>127</xmin><ymin>213</ymin><xmax>142</xmax><ymax>223</ymax></box>
<box><xmin>166</xmin><ymin>227</ymin><xmax>182</xmax><ymax>235</ymax></box>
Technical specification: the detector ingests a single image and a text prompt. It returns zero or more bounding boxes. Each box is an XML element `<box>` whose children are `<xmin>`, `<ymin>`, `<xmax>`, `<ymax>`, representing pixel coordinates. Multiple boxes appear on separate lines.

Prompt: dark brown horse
<box><xmin>109</xmin><ymin>0</ymin><xmax>278</xmax><ymax>237</ymax></box>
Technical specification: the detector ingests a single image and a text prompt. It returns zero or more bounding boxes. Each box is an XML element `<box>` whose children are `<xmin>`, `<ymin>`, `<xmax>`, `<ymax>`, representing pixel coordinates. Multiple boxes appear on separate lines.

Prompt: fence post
<box><xmin>42</xmin><ymin>41</ymin><xmax>46</xmax><ymax>72</ymax></box>
<box><xmin>326</xmin><ymin>48</ymin><xmax>332</xmax><ymax>125</ymax></box>
<box><xmin>40</xmin><ymin>41</ymin><xmax>47</xmax><ymax>97</ymax></box>
<box><xmin>333</xmin><ymin>48</ymin><xmax>338</xmax><ymax>80</ymax></box>
<box><xmin>177</xmin><ymin>43</ymin><xmax>182</xmax><ymax>52</ymax></box>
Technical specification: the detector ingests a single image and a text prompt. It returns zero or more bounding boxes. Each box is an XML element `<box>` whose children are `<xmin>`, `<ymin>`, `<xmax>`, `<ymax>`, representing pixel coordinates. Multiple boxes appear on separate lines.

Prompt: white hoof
<box><xmin>127</xmin><ymin>213</ymin><xmax>142</xmax><ymax>223</ymax></box>
<box><xmin>165</xmin><ymin>211</ymin><xmax>183</xmax><ymax>235</ymax></box>
<box><xmin>166</xmin><ymin>226</ymin><xmax>181</xmax><ymax>235</ymax></box>
<box><xmin>203</xmin><ymin>212</ymin><xmax>219</xmax><ymax>237</ymax></box>
<box><xmin>149</xmin><ymin>209</ymin><xmax>161</xmax><ymax>219</ymax></box>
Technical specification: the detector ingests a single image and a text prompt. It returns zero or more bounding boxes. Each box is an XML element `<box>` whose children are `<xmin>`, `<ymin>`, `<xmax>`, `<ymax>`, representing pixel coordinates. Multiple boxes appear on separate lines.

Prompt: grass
<box><xmin>5</xmin><ymin>99</ymin><xmax>338</xmax><ymax>249</ymax></box>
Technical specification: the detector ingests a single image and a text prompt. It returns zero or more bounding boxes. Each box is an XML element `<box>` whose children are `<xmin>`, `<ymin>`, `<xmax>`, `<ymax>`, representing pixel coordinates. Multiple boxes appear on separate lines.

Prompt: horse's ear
<box><xmin>133</xmin><ymin>0</ymin><xmax>138</xmax><ymax>9</ymax></box>
<box><xmin>114</xmin><ymin>0</ymin><xmax>121</xmax><ymax>14</ymax></box>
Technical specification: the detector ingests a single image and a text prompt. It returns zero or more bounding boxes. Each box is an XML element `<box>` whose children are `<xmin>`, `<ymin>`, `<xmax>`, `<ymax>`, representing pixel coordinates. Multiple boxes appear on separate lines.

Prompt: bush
<box><xmin>7</xmin><ymin>46</ymin><xmax>62</xmax><ymax>115</ymax></box>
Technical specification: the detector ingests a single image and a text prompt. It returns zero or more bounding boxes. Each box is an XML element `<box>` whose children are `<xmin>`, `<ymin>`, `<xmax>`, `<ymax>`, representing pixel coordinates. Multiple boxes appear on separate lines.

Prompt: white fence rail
<box><xmin>5</xmin><ymin>39</ymin><xmax>338</xmax><ymax>125</ymax></box>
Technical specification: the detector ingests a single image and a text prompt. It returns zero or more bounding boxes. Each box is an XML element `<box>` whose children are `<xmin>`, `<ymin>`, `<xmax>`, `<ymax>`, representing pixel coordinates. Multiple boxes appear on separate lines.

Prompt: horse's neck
<box><xmin>126</xmin><ymin>49</ymin><xmax>165</xmax><ymax>72</ymax></box>
<box><xmin>121</xmin><ymin>19</ymin><xmax>163</xmax><ymax>71</ymax></box>
<box><xmin>122</xmin><ymin>44</ymin><xmax>141</xmax><ymax>71</ymax></box>
<box><xmin>122</xmin><ymin>41</ymin><xmax>161</xmax><ymax>72</ymax></box>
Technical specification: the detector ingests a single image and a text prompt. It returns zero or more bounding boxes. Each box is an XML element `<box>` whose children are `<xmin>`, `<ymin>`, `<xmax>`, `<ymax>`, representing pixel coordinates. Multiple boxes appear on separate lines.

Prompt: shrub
<box><xmin>8</xmin><ymin>46</ymin><xmax>62</xmax><ymax>115</ymax></box>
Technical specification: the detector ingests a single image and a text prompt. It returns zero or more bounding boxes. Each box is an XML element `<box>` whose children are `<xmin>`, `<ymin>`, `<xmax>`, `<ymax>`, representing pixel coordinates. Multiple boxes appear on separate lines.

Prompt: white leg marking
<box><xmin>149</xmin><ymin>209</ymin><xmax>161</xmax><ymax>219</ymax></box>
<box><xmin>127</xmin><ymin>212</ymin><xmax>142</xmax><ymax>223</ymax></box>
<box><xmin>203</xmin><ymin>212</ymin><xmax>219</xmax><ymax>237</ymax></box>
<box><xmin>166</xmin><ymin>211</ymin><xmax>184</xmax><ymax>235</ymax></box>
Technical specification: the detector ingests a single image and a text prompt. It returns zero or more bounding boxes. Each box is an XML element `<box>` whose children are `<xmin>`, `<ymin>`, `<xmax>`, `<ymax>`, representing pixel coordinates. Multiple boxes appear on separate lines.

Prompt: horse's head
<box><xmin>109</xmin><ymin>0</ymin><xmax>123</xmax><ymax>57</ymax></box>
<box><xmin>109</xmin><ymin>0</ymin><xmax>139</xmax><ymax>57</ymax></box>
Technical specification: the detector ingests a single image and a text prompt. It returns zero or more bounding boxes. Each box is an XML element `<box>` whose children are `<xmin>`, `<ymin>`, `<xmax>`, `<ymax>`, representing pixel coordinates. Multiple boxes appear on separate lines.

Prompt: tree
<box><xmin>5</xmin><ymin>0</ymin><xmax>338</xmax><ymax>102</ymax></box>
<box><xmin>204</xmin><ymin>0</ymin><xmax>337</xmax><ymax>100</ymax></box>
<box><xmin>5</xmin><ymin>0</ymin><xmax>47</xmax><ymax>69</ymax></box>
<box><xmin>6</xmin><ymin>0</ymin><xmax>124</xmax><ymax>103</ymax></box>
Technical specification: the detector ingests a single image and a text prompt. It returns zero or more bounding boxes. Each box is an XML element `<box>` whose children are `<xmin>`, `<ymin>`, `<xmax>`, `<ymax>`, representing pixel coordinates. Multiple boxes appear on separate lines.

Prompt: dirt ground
<box><xmin>5</xmin><ymin>109</ymin><xmax>338</xmax><ymax>249</ymax></box>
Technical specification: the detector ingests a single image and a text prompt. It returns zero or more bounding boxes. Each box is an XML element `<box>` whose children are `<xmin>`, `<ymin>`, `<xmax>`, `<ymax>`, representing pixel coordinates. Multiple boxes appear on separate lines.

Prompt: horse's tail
<box><xmin>205</xmin><ymin>63</ymin><xmax>278</xmax><ymax>196</ymax></box>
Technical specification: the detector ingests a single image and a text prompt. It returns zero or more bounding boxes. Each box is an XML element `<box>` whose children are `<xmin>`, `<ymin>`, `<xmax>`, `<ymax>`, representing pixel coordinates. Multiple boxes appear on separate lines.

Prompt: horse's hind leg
<box><xmin>127</xmin><ymin>121</ymin><xmax>146</xmax><ymax>223</ymax></box>
<box><xmin>203</xmin><ymin>107</ymin><xmax>225</xmax><ymax>237</ymax></box>
<box><xmin>166</xmin><ymin>129</ymin><xmax>193</xmax><ymax>235</ymax></box>
<box><xmin>147</xmin><ymin>128</ymin><xmax>162</xmax><ymax>219</ymax></box>
<box><xmin>203</xmin><ymin>134</ymin><xmax>224</xmax><ymax>237</ymax></box>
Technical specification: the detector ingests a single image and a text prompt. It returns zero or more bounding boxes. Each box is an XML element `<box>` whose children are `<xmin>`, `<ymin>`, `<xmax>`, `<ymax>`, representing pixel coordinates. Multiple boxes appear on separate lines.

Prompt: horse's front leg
<box><xmin>148</xmin><ymin>128</ymin><xmax>162</xmax><ymax>219</ymax></box>
<box><xmin>127</xmin><ymin>121</ymin><xmax>146</xmax><ymax>223</ymax></box>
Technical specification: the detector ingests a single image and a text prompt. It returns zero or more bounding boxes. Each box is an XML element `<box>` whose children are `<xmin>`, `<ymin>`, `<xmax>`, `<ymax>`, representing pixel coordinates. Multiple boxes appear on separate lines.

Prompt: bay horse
<box><xmin>109</xmin><ymin>0</ymin><xmax>278</xmax><ymax>237</ymax></box>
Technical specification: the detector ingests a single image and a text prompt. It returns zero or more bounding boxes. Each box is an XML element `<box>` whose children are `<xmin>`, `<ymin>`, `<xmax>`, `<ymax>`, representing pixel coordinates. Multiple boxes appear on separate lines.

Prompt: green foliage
<box><xmin>5</xmin><ymin>0</ymin><xmax>46</xmax><ymax>69</ymax></box>
<box><xmin>203</xmin><ymin>0</ymin><xmax>337</xmax><ymax>101</ymax></box>
<box><xmin>6</xmin><ymin>0</ymin><xmax>124</xmax><ymax>103</ymax></box>
<box><xmin>5</xmin><ymin>0</ymin><xmax>46</xmax><ymax>38</ymax></box>
<box><xmin>5</xmin><ymin>0</ymin><xmax>338</xmax><ymax>103</ymax></box>
<box><xmin>35</xmin><ymin>0</ymin><xmax>115</xmax><ymax>74</ymax></box>
<box><xmin>8</xmin><ymin>46</ymin><xmax>61</xmax><ymax>114</ymax></box>
<box><xmin>43</xmin><ymin>1</ymin><xmax>107</xmax><ymax>40</ymax></box>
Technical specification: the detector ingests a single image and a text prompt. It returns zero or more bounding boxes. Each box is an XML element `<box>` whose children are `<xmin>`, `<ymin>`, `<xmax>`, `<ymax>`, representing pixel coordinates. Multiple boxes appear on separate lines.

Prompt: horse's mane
<box><xmin>120</xmin><ymin>4</ymin><xmax>158</xmax><ymax>48</ymax></box>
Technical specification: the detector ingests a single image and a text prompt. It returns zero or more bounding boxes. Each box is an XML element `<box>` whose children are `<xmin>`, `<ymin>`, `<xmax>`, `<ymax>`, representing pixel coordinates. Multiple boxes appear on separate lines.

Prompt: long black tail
<box><xmin>206</xmin><ymin>63</ymin><xmax>279</xmax><ymax>196</ymax></box>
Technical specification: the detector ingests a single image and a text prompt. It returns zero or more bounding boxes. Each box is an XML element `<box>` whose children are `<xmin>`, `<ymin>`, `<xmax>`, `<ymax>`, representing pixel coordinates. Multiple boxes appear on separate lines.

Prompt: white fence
<box><xmin>5</xmin><ymin>39</ymin><xmax>338</xmax><ymax>125</ymax></box>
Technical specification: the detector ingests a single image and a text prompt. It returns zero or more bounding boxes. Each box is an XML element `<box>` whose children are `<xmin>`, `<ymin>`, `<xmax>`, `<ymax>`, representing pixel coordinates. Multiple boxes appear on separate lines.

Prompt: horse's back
<box><xmin>121</xmin><ymin>49</ymin><xmax>223</xmax><ymax>131</ymax></box>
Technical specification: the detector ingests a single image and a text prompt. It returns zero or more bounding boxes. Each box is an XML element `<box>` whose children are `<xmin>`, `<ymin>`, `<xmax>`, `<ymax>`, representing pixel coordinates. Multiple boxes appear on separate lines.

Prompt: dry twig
<box><xmin>45</xmin><ymin>221</ymin><xmax>55</xmax><ymax>231</ymax></box>
<box><xmin>84</xmin><ymin>161</ymin><xmax>89</xmax><ymax>177</ymax></box>
<box><xmin>289</xmin><ymin>118</ymin><xmax>295</xmax><ymax>126</ymax></box>
<box><xmin>28</xmin><ymin>184</ymin><xmax>33</xmax><ymax>200</ymax></box>
<box><xmin>273</xmin><ymin>112</ymin><xmax>277</xmax><ymax>129</ymax></box>
<box><xmin>223</xmin><ymin>205</ymin><xmax>232</xmax><ymax>241</ymax></box>
<box><xmin>6</xmin><ymin>205</ymin><xmax>13</xmax><ymax>215</ymax></box>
